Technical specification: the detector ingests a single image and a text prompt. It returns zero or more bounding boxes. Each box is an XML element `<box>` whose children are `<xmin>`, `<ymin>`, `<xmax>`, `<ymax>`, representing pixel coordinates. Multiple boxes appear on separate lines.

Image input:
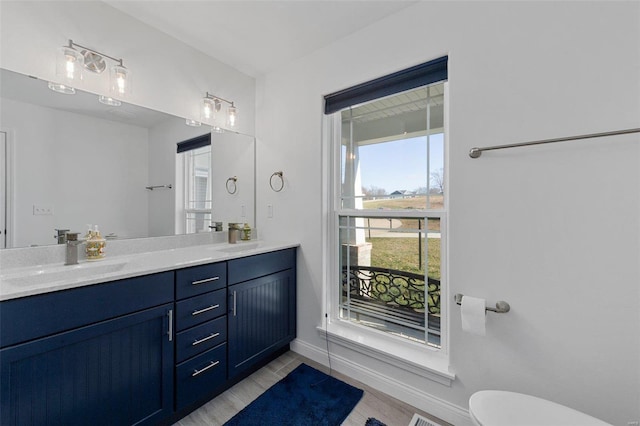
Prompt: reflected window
<box><xmin>177</xmin><ymin>134</ymin><xmax>212</xmax><ymax>234</ymax></box>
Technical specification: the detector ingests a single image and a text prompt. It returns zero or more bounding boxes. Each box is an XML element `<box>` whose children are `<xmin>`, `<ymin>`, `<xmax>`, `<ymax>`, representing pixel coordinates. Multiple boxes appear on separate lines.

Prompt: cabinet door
<box><xmin>228</xmin><ymin>269</ymin><xmax>296</xmax><ymax>379</ymax></box>
<box><xmin>0</xmin><ymin>304</ymin><xmax>174</xmax><ymax>426</ymax></box>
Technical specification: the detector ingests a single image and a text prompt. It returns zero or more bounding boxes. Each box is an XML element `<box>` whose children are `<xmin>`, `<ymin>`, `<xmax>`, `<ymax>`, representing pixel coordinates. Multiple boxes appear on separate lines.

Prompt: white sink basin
<box><xmin>215</xmin><ymin>242</ymin><xmax>261</xmax><ymax>253</ymax></box>
<box><xmin>1</xmin><ymin>262</ymin><xmax>128</xmax><ymax>288</ymax></box>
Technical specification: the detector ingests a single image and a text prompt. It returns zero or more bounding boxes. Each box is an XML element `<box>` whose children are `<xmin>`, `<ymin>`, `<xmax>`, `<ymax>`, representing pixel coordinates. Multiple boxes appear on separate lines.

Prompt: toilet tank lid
<box><xmin>469</xmin><ymin>391</ymin><xmax>612</xmax><ymax>426</ymax></box>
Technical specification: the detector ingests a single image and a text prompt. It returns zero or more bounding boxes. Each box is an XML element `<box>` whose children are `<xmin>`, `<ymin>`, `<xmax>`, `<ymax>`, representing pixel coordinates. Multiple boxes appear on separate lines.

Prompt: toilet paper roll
<box><xmin>461</xmin><ymin>296</ymin><xmax>486</xmax><ymax>336</ymax></box>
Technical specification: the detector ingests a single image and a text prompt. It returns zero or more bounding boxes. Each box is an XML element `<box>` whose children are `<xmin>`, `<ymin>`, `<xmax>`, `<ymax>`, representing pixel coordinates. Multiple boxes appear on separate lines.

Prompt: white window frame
<box><xmin>321</xmin><ymin>82</ymin><xmax>453</xmax><ymax>384</ymax></box>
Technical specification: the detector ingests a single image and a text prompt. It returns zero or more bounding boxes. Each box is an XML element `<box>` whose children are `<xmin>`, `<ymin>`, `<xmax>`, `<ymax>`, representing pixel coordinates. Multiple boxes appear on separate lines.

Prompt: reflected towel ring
<box><xmin>269</xmin><ymin>171</ymin><xmax>284</xmax><ymax>192</ymax></box>
<box><xmin>226</xmin><ymin>176</ymin><xmax>238</xmax><ymax>194</ymax></box>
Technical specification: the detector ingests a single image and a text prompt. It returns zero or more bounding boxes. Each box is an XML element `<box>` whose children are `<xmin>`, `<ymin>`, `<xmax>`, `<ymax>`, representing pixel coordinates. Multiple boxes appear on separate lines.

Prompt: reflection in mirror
<box><xmin>0</xmin><ymin>68</ymin><xmax>255</xmax><ymax>249</ymax></box>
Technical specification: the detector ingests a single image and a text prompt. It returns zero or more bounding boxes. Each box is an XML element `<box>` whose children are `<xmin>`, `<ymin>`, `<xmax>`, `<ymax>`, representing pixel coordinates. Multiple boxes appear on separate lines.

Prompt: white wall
<box><xmin>211</xmin><ymin>132</ymin><xmax>256</xmax><ymax>227</ymax></box>
<box><xmin>0</xmin><ymin>1</ymin><xmax>255</xmax><ymax>137</ymax></box>
<box><xmin>256</xmin><ymin>2</ymin><xmax>640</xmax><ymax>425</ymax></box>
<box><xmin>2</xmin><ymin>98</ymin><xmax>149</xmax><ymax>246</ymax></box>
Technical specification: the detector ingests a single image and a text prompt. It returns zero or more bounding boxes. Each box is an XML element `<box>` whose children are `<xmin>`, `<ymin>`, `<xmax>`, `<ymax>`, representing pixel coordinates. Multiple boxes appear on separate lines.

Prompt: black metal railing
<box><xmin>342</xmin><ymin>266</ymin><xmax>440</xmax><ymax>312</ymax></box>
<box><xmin>342</xmin><ymin>265</ymin><xmax>441</xmax><ymax>329</ymax></box>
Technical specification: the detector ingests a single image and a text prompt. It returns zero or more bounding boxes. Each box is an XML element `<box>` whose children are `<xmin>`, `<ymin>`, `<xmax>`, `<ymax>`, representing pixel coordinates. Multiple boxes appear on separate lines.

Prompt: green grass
<box><xmin>367</xmin><ymin>237</ymin><xmax>441</xmax><ymax>279</ymax></box>
<box><xmin>363</xmin><ymin>195</ymin><xmax>443</xmax><ymax>210</ymax></box>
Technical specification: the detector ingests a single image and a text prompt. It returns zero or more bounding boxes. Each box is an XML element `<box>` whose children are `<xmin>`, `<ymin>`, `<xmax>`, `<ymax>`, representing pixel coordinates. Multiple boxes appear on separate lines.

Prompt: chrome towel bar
<box><xmin>469</xmin><ymin>127</ymin><xmax>640</xmax><ymax>158</ymax></box>
<box><xmin>454</xmin><ymin>293</ymin><xmax>510</xmax><ymax>313</ymax></box>
<box><xmin>145</xmin><ymin>184</ymin><xmax>173</xmax><ymax>190</ymax></box>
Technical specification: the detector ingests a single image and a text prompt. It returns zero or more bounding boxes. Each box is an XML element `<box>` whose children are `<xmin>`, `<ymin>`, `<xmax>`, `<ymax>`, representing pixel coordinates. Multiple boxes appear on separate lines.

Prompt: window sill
<box><xmin>317</xmin><ymin>320</ymin><xmax>454</xmax><ymax>386</ymax></box>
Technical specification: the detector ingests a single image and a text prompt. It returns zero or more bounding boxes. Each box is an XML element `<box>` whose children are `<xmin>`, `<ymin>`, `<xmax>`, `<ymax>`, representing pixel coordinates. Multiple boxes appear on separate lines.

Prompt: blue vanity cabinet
<box><xmin>174</xmin><ymin>261</ymin><xmax>228</xmax><ymax>411</ymax></box>
<box><xmin>227</xmin><ymin>248</ymin><xmax>297</xmax><ymax>379</ymax></box>
<box><xmin>0</xmin><ymin>273</ymin><xmax>174</xmax><ymax>426</ymax></box>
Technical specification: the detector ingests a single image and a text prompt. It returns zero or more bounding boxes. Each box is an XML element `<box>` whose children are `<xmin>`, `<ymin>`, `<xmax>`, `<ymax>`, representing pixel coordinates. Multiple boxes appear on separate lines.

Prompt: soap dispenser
<box><xmin>86</xmin><ymin>225</ymin><xmax>106</xmax><ymax>261</ymax></box>
<box><xmin>241</xmin><ymin>223</ymin><xmax>252</xmax><ymax>241</ymax></box>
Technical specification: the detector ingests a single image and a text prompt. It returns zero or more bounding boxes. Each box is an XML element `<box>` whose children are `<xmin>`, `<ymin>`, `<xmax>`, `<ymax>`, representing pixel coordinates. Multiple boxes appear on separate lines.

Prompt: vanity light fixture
<box><xmin>201</xmin><ymin>92</ymin><xmax>238</xmax><ymax>128</ymax></box>
<box><xmin>53</xmin><ymin>39</ymin><xmax>132</xmax><ymax>98</ymax></box>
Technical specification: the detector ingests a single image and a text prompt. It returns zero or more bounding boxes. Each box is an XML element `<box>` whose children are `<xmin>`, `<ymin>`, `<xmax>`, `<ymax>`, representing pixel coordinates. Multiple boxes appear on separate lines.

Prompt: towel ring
<box><xmin>270</xmin><ymin>171</ymin><xmax>284</xmax><ymax>192</ymax></box>
<box><xmin>226</xmin><ymin>176</ymin><xmax>238</xmax><ymax>194</ymax></box>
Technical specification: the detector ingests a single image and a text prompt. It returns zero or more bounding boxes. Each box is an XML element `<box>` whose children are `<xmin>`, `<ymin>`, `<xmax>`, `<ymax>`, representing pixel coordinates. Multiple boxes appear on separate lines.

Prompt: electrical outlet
<box><xmin>241</xmin><ymin>205</ymin><xmax>246</xmax><ymax>217</ymax></box>
<box><xmin>267</xmin><ymin>204</ymin><xmax>273</xmax><ymax>218</ymax></box>
<box><xmin>33</xmin><ymin>205</ymin><xmax>54</xmax><ymax>215</ymax></box>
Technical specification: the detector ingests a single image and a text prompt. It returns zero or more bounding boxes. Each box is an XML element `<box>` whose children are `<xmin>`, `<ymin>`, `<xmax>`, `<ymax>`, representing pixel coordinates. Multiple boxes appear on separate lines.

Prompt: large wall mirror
<box><xmin>0</xmin><ymin>68</ymin><xmax>255</xmax><ymax>249</ymax></box>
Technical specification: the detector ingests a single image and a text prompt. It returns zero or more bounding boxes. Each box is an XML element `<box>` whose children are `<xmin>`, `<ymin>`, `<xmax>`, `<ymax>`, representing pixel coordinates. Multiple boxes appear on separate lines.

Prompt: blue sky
<box><xmin>356</xmin><ymin>134</ymin><xmax>444</xmax><ymax>193</ymax></box>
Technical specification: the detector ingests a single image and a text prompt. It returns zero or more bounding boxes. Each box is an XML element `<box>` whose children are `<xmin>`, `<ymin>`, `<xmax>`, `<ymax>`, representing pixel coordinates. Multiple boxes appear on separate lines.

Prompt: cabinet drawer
<box><xmin>228</xmin><ymin>248</ymin><xmax>295</xmax><ymax>285</ymax></box>
<box><xmin>175</xmin><ymin>289</ymin><xmax>226</xmax><ymax>331</ymax></box>
<box><xmin>175</xmin><ymin>343</ymin><xmax>227</xmax><ymax>410</ymax></box>
<box><xmin>176</xmin><ymin>262</ymin><xmax>226</xmax><ymax>300</ymax></box>
<box><xmin>176</xmin><ymin>316</ymin><xmax>227</xmax><ymax>363</ymax></box>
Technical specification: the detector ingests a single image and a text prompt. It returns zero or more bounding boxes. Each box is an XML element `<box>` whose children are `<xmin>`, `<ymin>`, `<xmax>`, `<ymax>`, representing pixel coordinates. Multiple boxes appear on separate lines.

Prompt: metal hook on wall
<box><xmin>226</xmin><ymin>176</ymin><xmax>237</xmax><ymax>194</ymax></box>
<box><xmin>269</xmin><ymin>171</ymin><xmax>284</xmax><ymax>192</ymax></box>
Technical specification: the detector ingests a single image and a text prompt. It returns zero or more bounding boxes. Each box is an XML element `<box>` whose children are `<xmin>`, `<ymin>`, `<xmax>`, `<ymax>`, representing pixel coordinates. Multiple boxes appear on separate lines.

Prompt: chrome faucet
<box><xmin>65</xmin><ymin>232</ymin><xmax>83</xmax><ymax>265</ymax></box>
<box><xmin>55</xmin><ymin>228</ymin><xmax>70</xmax><ymax>244</ymax></box>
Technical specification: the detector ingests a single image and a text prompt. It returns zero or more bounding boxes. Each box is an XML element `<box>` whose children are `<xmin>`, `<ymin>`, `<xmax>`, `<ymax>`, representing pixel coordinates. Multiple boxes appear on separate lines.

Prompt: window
<box><xmin>177</xmin><ymin>134</ymin><xmax>212</xmax><ymax>233</ymax></box>
<box><xmin>325</xmin><ymin>58</ymin><xmax>447</xmax><ymax>349</ymax></box>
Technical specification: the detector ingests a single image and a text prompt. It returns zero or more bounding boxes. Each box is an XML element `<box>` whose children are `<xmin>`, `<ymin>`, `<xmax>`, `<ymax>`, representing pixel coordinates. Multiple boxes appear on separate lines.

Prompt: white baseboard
<box><xmin>291</xmin><ymin>339</ymin><xmax>473</xmax><ymax>426</ymax></box>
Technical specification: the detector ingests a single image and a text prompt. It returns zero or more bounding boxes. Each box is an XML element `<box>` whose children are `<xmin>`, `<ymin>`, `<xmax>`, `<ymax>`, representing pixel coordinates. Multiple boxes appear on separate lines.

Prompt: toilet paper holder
<box><xmin>454</xmin><ymin>294</ymin><xmax>510</xmax><ymax>313</ymax></box>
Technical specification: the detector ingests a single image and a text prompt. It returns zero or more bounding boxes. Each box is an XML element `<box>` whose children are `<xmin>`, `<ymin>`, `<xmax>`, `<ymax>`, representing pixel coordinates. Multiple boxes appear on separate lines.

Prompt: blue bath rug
<box><xmin>365</xmin><ymin>418</ymin><xmax>387</xmax><ymax>426</ymax></box>
<box><xmin>224</xmin><ymin>363</ymin><xmax>364</xmax><ymax>426</ymax></box>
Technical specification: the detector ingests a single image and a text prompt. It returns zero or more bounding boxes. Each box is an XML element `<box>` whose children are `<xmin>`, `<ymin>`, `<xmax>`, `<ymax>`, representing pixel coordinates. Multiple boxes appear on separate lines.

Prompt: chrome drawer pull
<box><xmin>233</xmin><ymin>291</ymin><xmax>237</xmax><ymax>317</ymax></box>
<box><xmin>191</xmin><ymin>276</ymin><xmax>220</xmax><ymax>285</ymax></box>
<box><xmin>192</xmin><ymin>332</ymin><xmax>220</xmax><ymax>346</ymax></box>
<box><xmin>192</xmin><ymin>360</ymin><xmax>220</xmax><ymax>377</ymax></box>
<box><xmin>191</xmin><ymin>304</ymin><xmax>220</xmax><ymax>316</ymax></box>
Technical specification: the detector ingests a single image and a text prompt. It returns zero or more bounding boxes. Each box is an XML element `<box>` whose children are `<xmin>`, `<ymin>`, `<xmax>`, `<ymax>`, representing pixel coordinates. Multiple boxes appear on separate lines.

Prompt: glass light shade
<box><xmin>202</xmin><ymin>97</ymin><xmax>215</xmax><ymax>122</ymax></box>
<box><xmin>98</xmin><ymin>95</ymin><xmax>121</xmax><ymax>106</ymax></box>
<box><xmin>47</xmin><ymin>82</ymin><xmax>76</xmax><ymax>95</ymax></box>
<box><xmin>185</xmin><ymin>119</ymin><xmax>202</xmax><ymax>127</ymax></box>
<box><xmin>110</xmin><ymin>64</ymin><xmax>131</xmax><ymax>97</ymax></box>
<box><xmin>56</xmin><ymin>46</ymin><xmax>83</xmax><ymax>82</ymax></box>
<box><xmin>227</xmin><ymin>105</ymin><xmax>238</xmax><ymax>128</ymax></box>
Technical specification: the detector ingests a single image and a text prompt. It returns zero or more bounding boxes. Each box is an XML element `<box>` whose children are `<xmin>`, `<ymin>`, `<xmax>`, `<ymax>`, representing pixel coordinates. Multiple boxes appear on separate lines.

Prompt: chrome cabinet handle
<box><xmin>232</xmin><ymin>291</ymin><xmax>237</xmax><ymax>317</ymax></box>
<box><xmin>192</xmin><ymin>360</ymin><xmax>220</xmax><ymax>377</ymax></box>
<box><xmin>192</xmin><ymin>304</ymin><xmax>220</xmax><ymax>316</ymax></box>
<box><xmin>167</xmin><ymin>309</ymin><xmax>173</xmax><ymax>342</ymax></box>
<box><xmin>191</xmin><ymin>276</ymin><xmax>220</xmax><ymax>285</ymax></box>
<box><xmin>192</xmin><ymin>332</ymin><xmax>220</xmax><ymax>346</ymax></box>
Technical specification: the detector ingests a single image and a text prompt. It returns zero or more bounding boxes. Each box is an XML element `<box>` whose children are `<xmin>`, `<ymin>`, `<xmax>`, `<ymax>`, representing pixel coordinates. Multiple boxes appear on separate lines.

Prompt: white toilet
<box><xmin>469</xmin><ymin>390</ymin><xmax>612</xmax><ymax>426</ymax></box>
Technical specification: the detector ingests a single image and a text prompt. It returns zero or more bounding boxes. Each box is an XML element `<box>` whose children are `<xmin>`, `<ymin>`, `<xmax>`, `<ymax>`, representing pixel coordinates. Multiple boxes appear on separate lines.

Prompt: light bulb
<box><xmin>227</xmin><ymin>105</ymin><xmax>237</xmax><ymax>128</ymax></box>
<box><xmin>56</xmin><ymin>46</ymin><xmax>83</xmax><ymax>82</ymax></box>
<box><xmin>110</xmin><ymin>64</ymin><xmax>130</xmax><ymax>97</ymax></box>
<box><xmin>202</xmin><ymin>97</ymin><xmax>215</xmax><ymax>121</ymax></box>
<box><xmin>65</xmin><ymin>56</ymin><xmax>76</xmax><ymax>79</ymax></box>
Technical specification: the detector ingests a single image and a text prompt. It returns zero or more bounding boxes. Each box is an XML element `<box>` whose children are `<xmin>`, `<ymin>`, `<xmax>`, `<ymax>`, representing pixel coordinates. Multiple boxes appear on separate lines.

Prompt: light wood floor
<box><xmin>174</xmin><ymin>351</ymin><xmax>451</xmax><ymax>426</ymax></box>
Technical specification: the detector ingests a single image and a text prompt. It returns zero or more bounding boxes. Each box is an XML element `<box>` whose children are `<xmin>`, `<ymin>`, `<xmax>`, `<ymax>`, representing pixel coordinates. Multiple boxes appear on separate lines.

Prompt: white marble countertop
<box><xmin>0</xmin><ymin>240</ymin><xmax>299</xmax><ymax>302</ymax></box>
